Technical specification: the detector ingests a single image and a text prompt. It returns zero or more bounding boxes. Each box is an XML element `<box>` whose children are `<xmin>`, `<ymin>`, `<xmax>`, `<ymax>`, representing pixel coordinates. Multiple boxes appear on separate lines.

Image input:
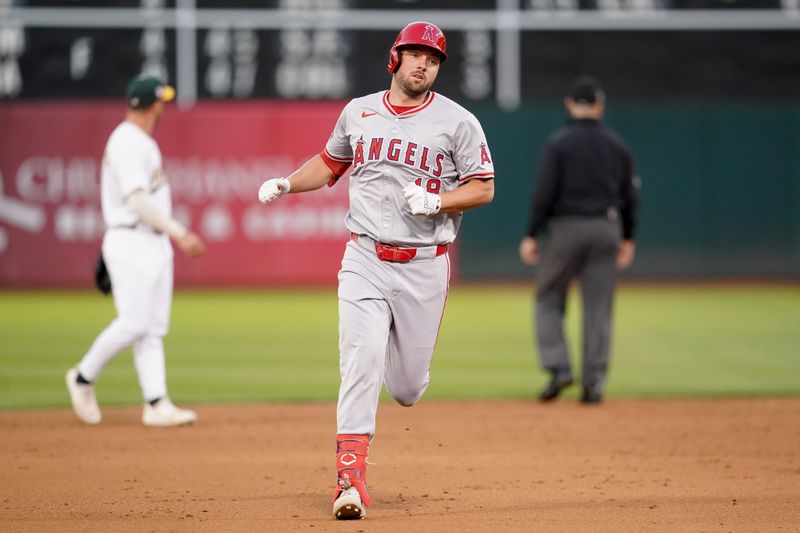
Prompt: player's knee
<box><xmin>393</xmin><ymin>394</ymin><xmax>419</xmax><ymax>407</ymax></box>
<box><xmin>389</xmin><ymin>383</ymin><xmax>428</xmax><ymax>407</ymax></box>
<box><xmin>113</xmin><ymin>317</ymin><xmax>149</xmax><ymax>340</ymax></box>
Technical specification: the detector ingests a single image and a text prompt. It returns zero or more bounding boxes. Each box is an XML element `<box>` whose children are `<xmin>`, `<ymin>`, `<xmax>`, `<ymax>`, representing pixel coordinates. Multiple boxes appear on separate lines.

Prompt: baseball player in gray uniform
<box><xmin>65</xmin><ymin>74</ymin><xmax>205</xmax><ymax>427</ymax></box>
<box><xmin>258</xmin><ymin>22</ymin><xmax>495</xmax><ymax>520</ymax></box>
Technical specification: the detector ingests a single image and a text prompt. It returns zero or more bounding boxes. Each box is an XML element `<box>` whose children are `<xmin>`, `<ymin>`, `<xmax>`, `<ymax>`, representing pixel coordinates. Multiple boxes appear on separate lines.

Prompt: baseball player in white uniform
<box><xmin>258</xmin><ymin>22</ymin><xmax>495</xmax><ymax>519</ymax></box>
<box><xmin>65</xmin><ymin>74</ymin><xmax>205</xmax><ymax>427</ymax></box>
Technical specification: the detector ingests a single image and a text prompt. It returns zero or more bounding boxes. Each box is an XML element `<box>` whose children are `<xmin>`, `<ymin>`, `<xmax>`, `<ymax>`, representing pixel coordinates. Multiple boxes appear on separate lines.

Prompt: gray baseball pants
<box><xmin>336</xmin><ymin>236</ymin><xmax>450</xmax><ymax>437</ymax></box>
<box><xmin>535</xmin><ymin>216</ymin><xmax>621</xmax><ymax>393</ymax></box>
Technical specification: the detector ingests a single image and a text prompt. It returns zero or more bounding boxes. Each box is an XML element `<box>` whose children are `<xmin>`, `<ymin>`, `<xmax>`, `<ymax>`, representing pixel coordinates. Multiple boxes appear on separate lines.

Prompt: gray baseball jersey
<box><xmin>320</xmin><ymin>90</ymin><xmax>495</xmax><ymax>437</ymax></box>
<box><xmin>322</xmin><ymin>90</ymin><xmax>495</xmax><ymax>247</ymax></box>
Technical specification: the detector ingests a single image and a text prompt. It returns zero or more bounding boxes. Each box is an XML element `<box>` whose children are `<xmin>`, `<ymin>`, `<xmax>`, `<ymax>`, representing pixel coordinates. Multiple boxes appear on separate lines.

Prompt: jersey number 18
<box><xmin>415</xmin><ymin>178</ymin><xmax>441</xmax><ymax>194</ymax></box>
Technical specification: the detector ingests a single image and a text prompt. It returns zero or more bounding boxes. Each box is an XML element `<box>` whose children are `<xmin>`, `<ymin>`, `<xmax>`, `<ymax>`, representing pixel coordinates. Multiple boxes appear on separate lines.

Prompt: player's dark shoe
<box><xmin>538</xmin><ymin>372</ymin><xmax>574</xmax><ymax>402</ymax></box>
<box><xmin>580</xmin><ymin>387</ymin><xmax>603</xmax><ymax>405</ymax></box>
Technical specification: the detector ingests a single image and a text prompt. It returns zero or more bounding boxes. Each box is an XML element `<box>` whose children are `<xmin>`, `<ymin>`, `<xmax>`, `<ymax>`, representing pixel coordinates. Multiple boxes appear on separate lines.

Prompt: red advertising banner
<box><xmin>0</xmin><ymin>101</ymin><xmax>358</xmax><ymax>287</ymax></box>
<box><xmin>0</xmin><ymin>101</ymin><xmax>460</xmax><ymax>287</ymax></box>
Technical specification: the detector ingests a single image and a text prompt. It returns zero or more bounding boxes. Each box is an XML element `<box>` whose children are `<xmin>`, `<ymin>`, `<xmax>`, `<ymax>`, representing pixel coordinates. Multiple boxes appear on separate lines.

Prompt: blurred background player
<box><xmin>65</xmin><ymin>74</ymin><xmax>205</xmax><ymax>427</ymax></box>
<box><xmin>519</xmin><ymin>75</ymin><xmax>640</xmax><ymax>404</ymax></box>
<box><xmin>258</xmin><ymin>21</ymin><xmax>494</xmax><ymax>519</ymax></box>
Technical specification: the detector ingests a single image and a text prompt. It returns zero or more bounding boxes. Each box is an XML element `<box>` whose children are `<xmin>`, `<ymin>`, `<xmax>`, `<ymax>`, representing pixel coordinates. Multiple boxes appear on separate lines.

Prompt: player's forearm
<box><xmin>286</xmin><ymin>155</ymin><xmax>336</xmax><ymax>193</ymax></box>
<box><xmin>439</xmin><ymin>178</ymin><xmax>494</xmax><ymax>213</ymax></box>
<box><xmin>126</xmin><ymin>190</ymin><xmax>187</xmax><ymax>239</ymax></box>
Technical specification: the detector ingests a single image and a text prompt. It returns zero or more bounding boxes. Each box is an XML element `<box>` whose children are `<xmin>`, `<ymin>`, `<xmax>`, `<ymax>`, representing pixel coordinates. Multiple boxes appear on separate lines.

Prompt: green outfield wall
<box><xmin>461</xmin><ymin>104</ymin><xmax>800</xmax><ymax>280</ymax></box>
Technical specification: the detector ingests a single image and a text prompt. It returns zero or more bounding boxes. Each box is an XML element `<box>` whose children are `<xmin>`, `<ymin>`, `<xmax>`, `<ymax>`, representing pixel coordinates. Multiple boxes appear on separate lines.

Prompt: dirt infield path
<box><xmin>2</xmin><ymin>398</ymin><xmax>798</xmax><ymax>532</ymax></box>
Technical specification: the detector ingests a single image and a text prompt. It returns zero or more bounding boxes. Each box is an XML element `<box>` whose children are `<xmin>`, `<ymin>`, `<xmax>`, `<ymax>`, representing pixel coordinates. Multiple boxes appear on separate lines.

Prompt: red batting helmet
<box><xmin>387</xmin><ymin>21</ymin><xmax>447</xmax><ymax>74</ymax></box>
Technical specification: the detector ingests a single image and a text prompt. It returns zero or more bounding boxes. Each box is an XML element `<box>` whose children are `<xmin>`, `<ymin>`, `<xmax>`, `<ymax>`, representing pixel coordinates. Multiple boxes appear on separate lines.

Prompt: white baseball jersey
<box><xmin>322</xmin><ymin>90</ymin><xmax>495</xmax><ymax>247</ymax></box>
<box><xmin>78</xmin><ymin>121</ymin><xmax>174</xmax><ymax>403</ymax></box>
<box><xmin>101</xmin><ymin>121</ymin><xmax>172</xmax><ymax>228</ymax></box>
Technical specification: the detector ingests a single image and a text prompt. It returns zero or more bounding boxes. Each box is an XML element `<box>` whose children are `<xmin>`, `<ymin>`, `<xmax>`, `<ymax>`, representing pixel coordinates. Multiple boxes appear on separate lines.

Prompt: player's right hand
<box><xmin>258</xmin><ymin>177</ymin><xmax>291</xmax><ymax>204</ymax></box>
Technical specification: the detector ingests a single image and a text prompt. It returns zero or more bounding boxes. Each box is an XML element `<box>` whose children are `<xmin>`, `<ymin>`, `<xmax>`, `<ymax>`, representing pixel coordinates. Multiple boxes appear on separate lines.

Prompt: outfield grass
<box><xmin>0</xmin><ymin>284</ymin><xmax>798</xmax><ymax>409</ymax></box>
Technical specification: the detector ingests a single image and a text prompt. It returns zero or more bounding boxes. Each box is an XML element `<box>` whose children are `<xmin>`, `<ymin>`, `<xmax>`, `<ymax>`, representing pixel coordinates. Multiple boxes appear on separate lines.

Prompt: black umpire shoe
<box><xmin>580</xmin><ymin>387</ymin><xmax>603</xmax><ymax>405</ymax></box>
<box><xmin>538</xmin><ymin>371</ymin><xmax>574</xmax><ymax>402</ymax></box>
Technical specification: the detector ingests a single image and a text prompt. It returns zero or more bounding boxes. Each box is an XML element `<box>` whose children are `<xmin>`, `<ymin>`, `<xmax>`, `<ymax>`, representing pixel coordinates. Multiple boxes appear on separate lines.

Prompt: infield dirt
<box><xmin>2</xmin><ymin>398</ymin><xmax>798</xmax><ymax>532</ymax></box>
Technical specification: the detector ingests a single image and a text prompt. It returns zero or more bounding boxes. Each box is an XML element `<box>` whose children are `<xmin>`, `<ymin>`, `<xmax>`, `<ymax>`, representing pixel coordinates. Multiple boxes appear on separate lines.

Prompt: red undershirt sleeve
<box><xmin>320</xmin><ymin>149</ymin><xmax>352</xmax><ymax>187</ymax></box>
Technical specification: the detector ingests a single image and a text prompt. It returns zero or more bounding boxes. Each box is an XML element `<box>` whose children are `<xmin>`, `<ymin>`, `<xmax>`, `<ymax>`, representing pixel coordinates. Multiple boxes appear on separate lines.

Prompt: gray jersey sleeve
<box><xmin>323</xmin><ymin>103</ymin><xmax>355</xmax><ymax>177</ymax></box>
<box><xmin>453</xmin><ymin>114</ymin><xmax>495</xmax><ymax>183</ymax></box>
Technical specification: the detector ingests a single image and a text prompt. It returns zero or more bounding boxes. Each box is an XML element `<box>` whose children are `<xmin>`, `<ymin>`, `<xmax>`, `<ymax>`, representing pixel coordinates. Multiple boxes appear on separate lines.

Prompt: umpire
<box><xmin>519</xmin><ymin>75</ymin><xmax>640</xmax><ymax>404</ymax></box>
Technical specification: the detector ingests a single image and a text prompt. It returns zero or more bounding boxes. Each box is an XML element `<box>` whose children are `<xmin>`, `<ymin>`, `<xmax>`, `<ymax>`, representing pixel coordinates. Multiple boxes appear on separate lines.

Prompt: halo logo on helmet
<box><xmin>387</xmin><ymin>21</ymin><xmax>447</xmax><ymax>74</ymax></box>
<box><xmin>421</xmin><ymin>24</ymin><xmax>435</xmax><ymax>43</ymax></box>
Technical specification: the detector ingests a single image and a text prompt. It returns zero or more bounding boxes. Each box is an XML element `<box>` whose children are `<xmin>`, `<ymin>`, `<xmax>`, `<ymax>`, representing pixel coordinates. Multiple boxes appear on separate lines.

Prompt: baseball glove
<box><xmin>94</xmin><ymin>250</ymin><xmax>112</xmax><ymax>295</ymax></box>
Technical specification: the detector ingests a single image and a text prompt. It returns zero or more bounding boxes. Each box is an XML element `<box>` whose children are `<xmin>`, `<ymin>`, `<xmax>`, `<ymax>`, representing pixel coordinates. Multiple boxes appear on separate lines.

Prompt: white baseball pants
<box><xmin>78</xmin><ymin>227</ymin><xmax>173</xmax><ymax>402</ymax></box>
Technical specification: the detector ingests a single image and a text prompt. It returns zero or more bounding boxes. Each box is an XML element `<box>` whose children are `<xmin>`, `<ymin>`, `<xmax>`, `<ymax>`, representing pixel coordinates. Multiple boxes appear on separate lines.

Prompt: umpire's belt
<box><xmin>350</xmin><ymin>233</ymin><xmax>448</xmax><ymax>263</ymax></box>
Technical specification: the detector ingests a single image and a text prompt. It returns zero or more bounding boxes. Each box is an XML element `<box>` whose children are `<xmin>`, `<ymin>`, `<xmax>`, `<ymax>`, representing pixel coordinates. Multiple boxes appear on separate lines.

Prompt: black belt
<box><xmin>111</xmin><ymin>223</ymin><xmax>162</xmax><ymax>235</ymax></box>
<box><xmin>557</xmin><ymin>207</ymin><xmax>618</xmax><ymax>221</ymax></box>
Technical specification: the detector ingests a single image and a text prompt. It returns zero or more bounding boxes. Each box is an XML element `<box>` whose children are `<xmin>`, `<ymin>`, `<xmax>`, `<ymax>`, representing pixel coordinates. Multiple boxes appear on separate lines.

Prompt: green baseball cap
<box><xmin>126</xmin><ymin>74</ymin><xmax>176</xmax><ymax>109</ymax></box>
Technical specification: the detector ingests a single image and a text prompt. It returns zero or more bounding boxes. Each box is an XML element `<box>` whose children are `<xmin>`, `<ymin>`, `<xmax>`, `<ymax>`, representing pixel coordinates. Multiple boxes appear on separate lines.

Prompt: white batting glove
<box><xmin>258</xmin><ymin>177</ymin><xmax>291</xmax><ymax>204</ymax></box>
<box><xmin>403</xmin><ymin>182</ymin><xmax>441</xmax><ymax>216</ymax></box>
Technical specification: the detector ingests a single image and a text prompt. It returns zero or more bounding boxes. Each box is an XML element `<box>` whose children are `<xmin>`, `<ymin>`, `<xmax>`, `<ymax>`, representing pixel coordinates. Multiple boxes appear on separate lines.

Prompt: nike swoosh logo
<box><xmin>361</xmin><ymin>111</ymin><xmax>377</xmax><ymax>118</ymax></box>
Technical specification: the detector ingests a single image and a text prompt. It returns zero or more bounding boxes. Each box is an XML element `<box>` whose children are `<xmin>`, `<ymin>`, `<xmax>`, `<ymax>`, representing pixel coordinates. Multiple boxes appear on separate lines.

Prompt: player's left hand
<box><xmin>177</xmin><ymin>230</ymin><xmax>205</xmax><ymax>258</ymax></box>
<box><xmin>617</xmin><ymin>239</ymin><xmax>636</xmax><ymax>269</ymax></box>
<box><xmin>403</xmin><ymin>182</ymin><xmax>441</xmax><ymax>216</ymax></box>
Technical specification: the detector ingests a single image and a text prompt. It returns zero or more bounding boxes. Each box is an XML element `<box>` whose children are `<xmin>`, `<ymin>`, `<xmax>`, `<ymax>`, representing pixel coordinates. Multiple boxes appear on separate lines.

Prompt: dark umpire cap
<box><xmin>568</xmin><ymin>75</ymin><xmax>604</xmax><ymax>105</ymax></box>
<box><xmin>126</xmin><ymin>74</ymin><xmax>175</xmax><ymax>109</ymax></box>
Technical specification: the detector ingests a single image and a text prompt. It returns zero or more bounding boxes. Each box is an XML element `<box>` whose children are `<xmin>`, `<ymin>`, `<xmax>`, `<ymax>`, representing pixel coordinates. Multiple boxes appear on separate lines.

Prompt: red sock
<box><xmin>333</xmin><ymin>434</ymin><xmax>372</xmax><ymax>506</ymax></box>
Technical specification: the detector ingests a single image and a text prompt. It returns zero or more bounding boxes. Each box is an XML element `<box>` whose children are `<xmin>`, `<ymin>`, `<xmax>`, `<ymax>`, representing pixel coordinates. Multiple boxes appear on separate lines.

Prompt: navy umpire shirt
<box><xmin>526</xmin><ymin>118</ymin><xmax>640</xmax><ymax>240</ymax></box>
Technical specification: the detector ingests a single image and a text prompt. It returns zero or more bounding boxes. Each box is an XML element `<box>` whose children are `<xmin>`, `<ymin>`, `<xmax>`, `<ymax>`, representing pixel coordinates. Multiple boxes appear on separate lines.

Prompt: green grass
<box><xmin>0</xmin><ymin>284</ymin><xmax>798</xmax><ymax>409</ymax></box>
